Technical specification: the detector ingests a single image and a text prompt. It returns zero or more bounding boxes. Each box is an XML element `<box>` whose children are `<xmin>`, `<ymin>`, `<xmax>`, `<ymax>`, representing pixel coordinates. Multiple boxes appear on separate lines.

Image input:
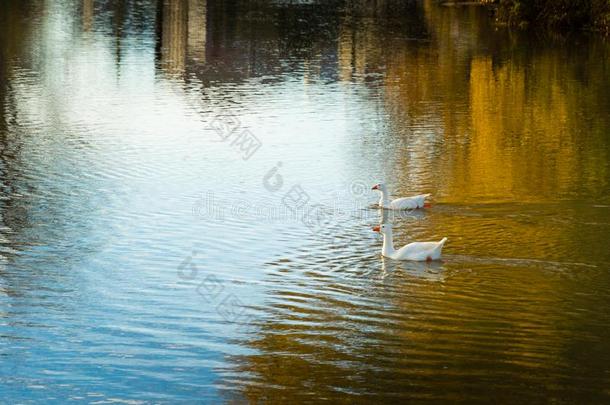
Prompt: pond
<box><xmin>1</xmin><ymin>0</ymin><xmax>609</xmax><ymax>402</ymax></box>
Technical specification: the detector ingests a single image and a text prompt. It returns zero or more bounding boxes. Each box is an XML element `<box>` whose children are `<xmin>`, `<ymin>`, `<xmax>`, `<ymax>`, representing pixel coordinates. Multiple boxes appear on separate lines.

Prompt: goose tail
<box><xmin>434</xmin><ymin>238</ymin><xmax>448</xmax><ymax>254</ymax></box>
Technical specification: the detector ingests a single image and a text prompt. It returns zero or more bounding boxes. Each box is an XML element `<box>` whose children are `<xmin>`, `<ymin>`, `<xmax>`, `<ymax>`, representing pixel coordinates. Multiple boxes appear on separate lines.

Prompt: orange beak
<box><xmin>372</xmin><ymin>184</ymin><xmax>379</xmax><ymax>190</ymax></box>
<box><xmin>372</xmin><ymin>225</ymin><xmax>380</xmax><ymax>232</ymax></box>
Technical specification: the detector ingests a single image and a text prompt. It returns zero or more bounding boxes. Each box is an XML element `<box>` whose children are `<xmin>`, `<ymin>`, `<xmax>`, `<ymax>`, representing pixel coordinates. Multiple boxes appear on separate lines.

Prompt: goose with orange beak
<box><xmin>373</xmin><ymin>224</ymin><xmax>447</xmax><ymax>261</ymax></box>
<box><xmin>372</xmin><ymin>183</ymin><xmax>431</xmax><ymax>210</ymax></box>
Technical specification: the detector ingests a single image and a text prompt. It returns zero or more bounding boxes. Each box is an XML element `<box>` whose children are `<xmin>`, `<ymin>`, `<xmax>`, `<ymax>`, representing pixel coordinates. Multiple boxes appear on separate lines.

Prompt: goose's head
<box><xmin>371</xmin><ymin>183</ymin><xmax>387</xmax><ymax>192</ymax></box>
<box><xmin>372</xmin><ymin>223</ymin><xmax>392</xmax><ymax>234</ymax></box>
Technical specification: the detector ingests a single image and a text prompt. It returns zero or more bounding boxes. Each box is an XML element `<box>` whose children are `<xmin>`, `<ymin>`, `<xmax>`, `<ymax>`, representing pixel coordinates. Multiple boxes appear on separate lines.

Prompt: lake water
<box><xmin>1</xmin><ymin>0</ymin><xmax>610</xmax><ymax>402</ymax></box>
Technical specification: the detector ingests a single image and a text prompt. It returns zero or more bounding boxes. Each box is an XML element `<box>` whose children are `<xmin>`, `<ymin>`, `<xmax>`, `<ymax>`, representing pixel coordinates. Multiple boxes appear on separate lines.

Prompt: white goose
<box><xmin>372</xmin><ymin>183</ymin><xmax>430</xmax><ymax>210</ymax></box>
<box><xmin>372</xmin><ymin>224</ymin><xmax>447</xmax><ymax>261</ymax></box>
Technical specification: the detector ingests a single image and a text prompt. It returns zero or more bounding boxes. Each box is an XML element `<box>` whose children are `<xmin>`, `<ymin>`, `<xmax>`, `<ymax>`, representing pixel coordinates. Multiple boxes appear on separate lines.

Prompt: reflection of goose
<box><xmin>381</xmin><ymin>205</ymin><xmax>426</xmax><ymax>223</ymax></box>
<box><xmin>373</xmin><ymin>224</ymin><xmax>447</xmax><ymax>261</ymax></box>
<box><xmin>372</xmin><ymin>183</ymin><xmax>430</xmax><ymax>209</ymax></box>
<box><xmin>381</xmin><ymin>256</ymin><xmax>446</xmax><ymax>281</ymax></box>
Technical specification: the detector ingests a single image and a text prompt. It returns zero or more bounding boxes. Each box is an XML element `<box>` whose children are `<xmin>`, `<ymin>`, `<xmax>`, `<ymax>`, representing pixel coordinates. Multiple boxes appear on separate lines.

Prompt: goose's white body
<box><xmin>383</xmin><ymin>194</ymin><xmax>430</xmax><ymax>210</ymax></box>
<box><xmin>372</xmin><ymin>183</ymin><xmax>430</xmax><ymax>210</ymax></box>
<box><xmin>374</xmin><ymin>224</ymin><xmax>447</xmax><ymax>261</ymax></box>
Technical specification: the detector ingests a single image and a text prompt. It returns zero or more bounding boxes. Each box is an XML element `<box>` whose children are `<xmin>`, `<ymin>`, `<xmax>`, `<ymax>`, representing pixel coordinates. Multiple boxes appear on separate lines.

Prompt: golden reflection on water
<box><xmin>379</xmin><ymin>1</ymin><xmax>610</xmax><ymax>203</ymax></box>
<box><xmin>160</xmin><ymin>0</ymin><xmax>188</xmax><ymax>74</ymax></box>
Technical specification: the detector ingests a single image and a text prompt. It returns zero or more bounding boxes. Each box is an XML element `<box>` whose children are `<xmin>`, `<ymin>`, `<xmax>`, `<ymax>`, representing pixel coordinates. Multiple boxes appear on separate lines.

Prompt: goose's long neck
<box><xmin>379</xmin><ymin>189</ymin><xmax>390</xmax><ymax>208</ymax></box>
<box><xmin>381</xmin><ymin>228</ymin><xmax>396</xmax><ymax>257</ymax></box>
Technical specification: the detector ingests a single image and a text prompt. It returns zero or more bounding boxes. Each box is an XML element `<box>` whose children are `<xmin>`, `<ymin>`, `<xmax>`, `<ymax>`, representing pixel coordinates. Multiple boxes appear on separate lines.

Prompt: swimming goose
<box><xmin>372</xmin><ymin>224</ymin><xmax>447</xmax><ymax>261</ymax></box>
<box><xmin>372</xmin><ymin>183</ymin><xmax>430</xmax><ymax>210</ymax></box>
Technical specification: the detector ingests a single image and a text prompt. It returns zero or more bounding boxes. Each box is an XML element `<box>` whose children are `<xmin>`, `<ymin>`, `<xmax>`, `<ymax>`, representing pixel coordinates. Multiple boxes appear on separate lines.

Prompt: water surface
<box><xmin>1</xmin><ymin>0</ymin><xmax>610</xmax><ymax>402</ymax></box>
